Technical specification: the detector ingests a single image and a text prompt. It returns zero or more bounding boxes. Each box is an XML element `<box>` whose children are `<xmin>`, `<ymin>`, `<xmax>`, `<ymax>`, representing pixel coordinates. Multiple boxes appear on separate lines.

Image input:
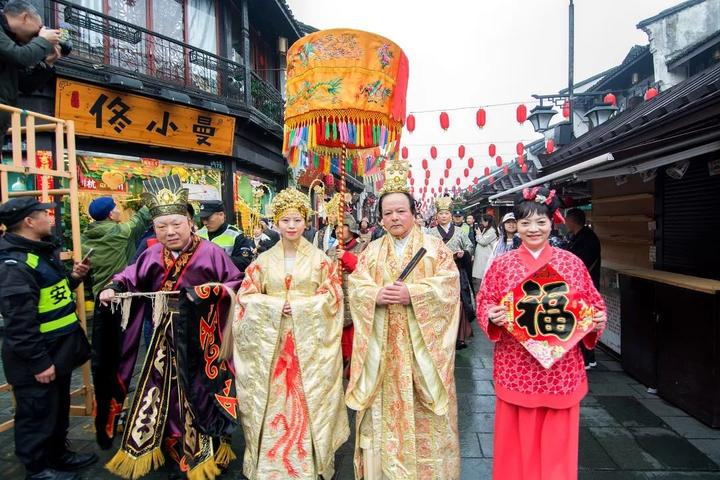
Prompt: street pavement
<box><xmin>1</xmin><ymin>323</ymin><xmax>719</xmax><ymax>479</ymax></box>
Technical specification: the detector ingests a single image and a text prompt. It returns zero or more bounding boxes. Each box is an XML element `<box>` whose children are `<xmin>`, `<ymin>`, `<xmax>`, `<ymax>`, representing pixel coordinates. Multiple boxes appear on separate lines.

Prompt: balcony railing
<box><xmin>48</xmin><ymin>0</ymin><xmax>284</xmax><ymax>127</ymax></box>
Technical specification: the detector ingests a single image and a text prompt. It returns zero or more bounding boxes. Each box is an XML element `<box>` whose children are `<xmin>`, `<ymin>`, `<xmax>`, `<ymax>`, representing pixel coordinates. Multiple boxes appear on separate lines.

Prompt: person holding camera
<box><xmin>1</xmin><ymin>1</ymin><xmax>65</xmax><ymax>144</ymax></box>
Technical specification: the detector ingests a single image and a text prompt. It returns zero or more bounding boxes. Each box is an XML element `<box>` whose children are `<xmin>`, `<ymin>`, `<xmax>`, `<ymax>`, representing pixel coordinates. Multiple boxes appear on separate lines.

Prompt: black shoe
<box><xmin>48</xmin><ymin>451</ymin><xmax>99</xmax><ymax>471</ymax></box>
<box><xmin>26</xmin><ymin>468</ymin><xmax>80</xmax><ymax>480</ymax></box>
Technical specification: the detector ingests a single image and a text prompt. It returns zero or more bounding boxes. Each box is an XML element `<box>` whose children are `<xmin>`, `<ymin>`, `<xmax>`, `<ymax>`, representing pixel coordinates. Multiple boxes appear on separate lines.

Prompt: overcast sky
<box><xmin>286</xmin><ymin>0</ymin><xmax>681</xmax><ymax>194</ymax></box>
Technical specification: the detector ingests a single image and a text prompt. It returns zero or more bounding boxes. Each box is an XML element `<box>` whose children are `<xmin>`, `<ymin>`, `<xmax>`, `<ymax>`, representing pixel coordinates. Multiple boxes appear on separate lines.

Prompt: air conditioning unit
<box><xmin>666</xmin><ymin>160</ymin><xmax>690</xmax><ymax>180</ymax></box>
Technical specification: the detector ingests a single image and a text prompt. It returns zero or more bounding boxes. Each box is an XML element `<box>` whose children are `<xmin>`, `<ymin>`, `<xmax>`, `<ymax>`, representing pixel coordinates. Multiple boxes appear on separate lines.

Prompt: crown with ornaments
<box><xmin>379</xmin><ymin>157</ymin><xmax>410</xmax><ymax>195</ymax></box>
<box><xmin>270</xmin><ymin>187</ymin><xmax>312</xmax><ymax>224</ymax></box>
<box><xmin>141</xmin><ymin>175</ymin><xmax>189</xmax><ymax>218</ymax></box>
<box><xmin>435</xmin><ymin>195</ymin><xmax>453</xmax><ymax>212</ymax></box>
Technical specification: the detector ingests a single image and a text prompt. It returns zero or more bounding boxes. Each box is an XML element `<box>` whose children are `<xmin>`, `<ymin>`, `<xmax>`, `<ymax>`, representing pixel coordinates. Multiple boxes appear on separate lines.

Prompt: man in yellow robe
<box><xmin>346</xmin><ymin>158</ymin><xmax>461</xmax><ymax>480</ymax></box>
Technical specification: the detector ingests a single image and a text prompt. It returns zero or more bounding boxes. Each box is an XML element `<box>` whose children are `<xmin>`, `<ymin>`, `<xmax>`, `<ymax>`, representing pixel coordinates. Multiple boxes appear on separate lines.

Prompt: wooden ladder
<box><xmin>0</xmin><ymin>103</ymin><xmax>93</xmax><ymax>432</ymax></box>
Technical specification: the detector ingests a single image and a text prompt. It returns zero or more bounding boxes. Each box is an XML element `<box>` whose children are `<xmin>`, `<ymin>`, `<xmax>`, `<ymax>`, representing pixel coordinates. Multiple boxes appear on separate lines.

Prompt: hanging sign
<box><xmin>501</xmin><ymin>264</ymin><xmax>596</xmax><ymax>368</ymax></box>
<box><xmin>55</xmin><ymin>78</ymin><xmax>235</xmax><ymax>156</ymax></box>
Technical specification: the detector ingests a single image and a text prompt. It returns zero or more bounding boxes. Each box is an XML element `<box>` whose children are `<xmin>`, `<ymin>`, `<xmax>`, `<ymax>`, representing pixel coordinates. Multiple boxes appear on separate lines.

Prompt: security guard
<box><xmin>0</xmin><ymin>197</ymin><xmax>97</xmax><ymax>480</ymax></box>
<box><xmin>197</xmin><ymin>200</ymin><xmax>254</xmax><ymax>273</ymax></box>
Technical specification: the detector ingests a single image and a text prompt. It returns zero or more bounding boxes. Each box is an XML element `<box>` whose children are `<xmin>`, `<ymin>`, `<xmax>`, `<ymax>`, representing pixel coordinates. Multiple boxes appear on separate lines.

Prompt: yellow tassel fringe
<box><xmin>187</xmin><ymin>457</ymin><xmax>222</xmax><ymax>480</ymax></box>
<box><xmin>105</xmin><ymin>447</ymin><xmax>165</xmax><ymax>480</ymax></box>
<box><xmin>214</xmin><ymin>441</ymin><xmax>237</xmax><ymax>468</ymax></box>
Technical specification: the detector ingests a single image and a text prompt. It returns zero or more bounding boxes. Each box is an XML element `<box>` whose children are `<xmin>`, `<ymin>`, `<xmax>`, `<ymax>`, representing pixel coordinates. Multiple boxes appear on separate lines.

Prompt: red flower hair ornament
<box><xmin>522</xmin><ymin>187</ymin><xmax>565</xmax><ymax>224</ymax></box>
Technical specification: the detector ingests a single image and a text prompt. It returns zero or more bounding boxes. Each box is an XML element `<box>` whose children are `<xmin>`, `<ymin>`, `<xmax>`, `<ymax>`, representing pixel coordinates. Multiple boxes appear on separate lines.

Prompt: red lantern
<box><xmin>408</xmin><ymin>169</ymin><xmax>412</xmax><ymax>178</ymax></box>
<box><xmin>455</xmin><ymin>177</ymin><xmax>461</xmax><ymax>186</ymax></box>
<box><xmin>517</xmin><ymin>155</ymin><xmax>524</xmax><ymax>166</ymax></box>
<box><xmin>406</xmin><ymin>114</ymin><xmax>416</xmax><ymax>132</ymax></box>
<box><xmin>424</xmin><ymin>178</ymin><xmax>429</xmax><ymax>186</ymax></box>
<box><xmin>522</xmin><ymin>163</ymin><xmax>528</xmax><ymax>174</ymax></box>
<box><xmin>444</xmin><ymin>169</ymin><xmax>449</xmax><ymax>178</ymax></box>
<box><xmin>439</xmin><ymin>111</ymin><xmax>450</xmax><ymax>130</ymax></box>
<box><xmin>503</xmin><ymin>166</ymin><xmax>509</xmax><ymax>175</ymax></box>
<box><xmin>489</xmin><ymin>176</ymin><xmax>495</xmax><ymax>184</ymax></box>
<box><xmin>516</xmin><ymin>142</ymin><xmax>524</xmax><ymax>156</ymax></box>
<box><xmin>422</xmin><ymin>158</ymin><xmax>428</xmax><ymax>170</ymax></box>
<box><xmin>473</xmin><ymin>177</ymin><xmax>479</xmax><ymax>184</ymax></box>
<box><xmin>401</xmin><ymin>146</ymin><xmax>408</xmax><ymax>159</ymax></box>
<box><xmin>425</xmin><ymin>169</ymin><xmax>430</xmax><ymax>179</ymax></box>
<box><xmin>562</xmin><ymin>100</ymin><xmax>570</xmax><ymax>119</ymax></box>
<box><xmin>446</xmin><ymin>158</ymin><xmax>452</xmax><ymax>169</ymax></box>
<box><xmin>458</xmin><ymin>145</ymin><xmax>465</xmax><ymax>158</ymax></box>
<box><xmin>439</xmin><ymin>178</ymin><xmax>444</xmax><ymax>186</ymax></box>
<box><xmin>603</xmin><ymin>93</ymin><xmax>617</xmax><ymax>106</ymax></box>
<box><xmin>468</xmin><ymin>157</ymin><xmax>474</xmax><ymax>169</ymax></box>
<box><xmin>476</xmin><ymin>108</ymin><xmax>486</xmax><ymax>128</ymax></box>
<box><xmin>464</xmin><ymin>168</ymin><xmax>469</xmax><ymax>178</ymax></box>
<box><xmin>488</xmin><ymin>143</ymin><xmax>496</xmax><ymax>157</ymax></box>
<box><xmin>496</xmin><ymin>155</ymin><xmax>503</xmax><ymax>167</ymax></box>
<box><xmin>516</xmin><ymin>104</ymin><xmax>527</xmax><ymax>124</ymax></box>
<box><xmin>410</xmin><ymin>177</ymin><xmax>415</xmax><ymax>186</ymax></box>
<box><xmin>431</xmin><ymin>187</ymin><xmax>435</xmax><ymax>194</ymax></box>
<box><xmin>484</xmin><ymin>166</ymin><xmax>490</xmax><ymax>176</ymax></box>
<box><xmin>430</xmin><ymin>146</ymin><xmax>438</xmax><ymax>159</ymax></box>
<box><xmin>645</xmin><ymin>87</ymin><xmax>658</xmax><ymax>101</ymax></box>
<box><xmin>546</xmin><ymin>138</ymin><xmax>555</xmax><ymax>154</ymax></box>
<box><xmin>468</xmin><ymin>186</ymin><xmax>473</xmax><ymax>193</ymax></box>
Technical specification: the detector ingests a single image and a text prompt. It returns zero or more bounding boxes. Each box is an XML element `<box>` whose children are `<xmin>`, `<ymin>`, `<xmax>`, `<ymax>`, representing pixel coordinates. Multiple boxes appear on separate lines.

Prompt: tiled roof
<box><xmin>666</xmin><ymin>29</ymin><xmax>720</xmax><ymax>68</ymax></box>
<box><xmin>543</xmin><ymin>61</ymin><xmax>720</xmax><ymax>172</ymax></box>
<box><xmin>637</xmin><ymin>0</ymin><xmax>706</xmax><ymax>29</ymax></box>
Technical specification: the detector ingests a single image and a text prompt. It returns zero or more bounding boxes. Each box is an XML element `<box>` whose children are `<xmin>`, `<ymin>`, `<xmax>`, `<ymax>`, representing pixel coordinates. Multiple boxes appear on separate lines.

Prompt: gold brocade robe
<box><xmin>346</xmin><ymin>227</ymin><xmax>461</xmax><ymax>479</ymax></box>
<box><xmin>232</xmin><ymin>238</ymin><xmax>350</xmax><ymax>479</ymax></box>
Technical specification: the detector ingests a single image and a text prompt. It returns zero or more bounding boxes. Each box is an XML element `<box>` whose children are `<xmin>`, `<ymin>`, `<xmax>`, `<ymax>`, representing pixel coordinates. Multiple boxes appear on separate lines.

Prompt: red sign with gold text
<box><xmin>501</xmin><ymin>264</ymin><xmax>595</xmax><ymax>369</ymax></box>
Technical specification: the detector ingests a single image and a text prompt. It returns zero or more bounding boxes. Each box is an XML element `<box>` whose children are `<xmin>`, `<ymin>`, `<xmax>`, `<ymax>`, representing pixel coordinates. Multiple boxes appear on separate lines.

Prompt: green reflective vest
<box><xmin>24</xmin><ymin>252</ymin><xmax>79</xmax><ymax>334</ymax></box>
<box><xmin>197</xmin><ymin>225</ymin><xmax>240</xmax><ymax>255</ymax></box>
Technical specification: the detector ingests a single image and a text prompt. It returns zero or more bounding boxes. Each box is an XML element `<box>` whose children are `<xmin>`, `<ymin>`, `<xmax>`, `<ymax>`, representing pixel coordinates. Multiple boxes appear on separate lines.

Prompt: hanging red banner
<box><xmin>501</xmin><ymin>264</ymin><xmax>596</xmax><ymax>369</ymax></box>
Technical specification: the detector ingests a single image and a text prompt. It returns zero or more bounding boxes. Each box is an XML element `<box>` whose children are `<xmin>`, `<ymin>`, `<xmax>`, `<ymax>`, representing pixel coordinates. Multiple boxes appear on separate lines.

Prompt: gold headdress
<box><xmin>141</xmin><ymin>175</ymin><xmax>189</xmax><ymax>218</ymax></box>
<box><xmin>379</xmin><ymin>157</ymin><xmax>410</xmax><ymax>195</ymax></box>
<box><xmin>435</xmin><ymin>196</ymin><xmax>453</xmax><ymax>212</ymax></box>
<box><xmin>323</xmin><ymin>193</ymin><xmax>342</xmax><ymax>225</ymax></box>
<box><xmin>270</xmin><ymin>187</ymin><xmax>312</xmax><ymax>224</ymax></box>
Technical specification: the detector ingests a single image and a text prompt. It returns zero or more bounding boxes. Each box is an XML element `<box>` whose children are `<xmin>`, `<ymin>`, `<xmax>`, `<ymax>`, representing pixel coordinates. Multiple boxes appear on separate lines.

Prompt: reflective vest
<box><xmin>197</xmin><ymin>225</ymin><xmax>240</xmax><ymax>255</ymax></box>
<box><xmin>23</xmin><ymin>252</ymin><xmax>79</xmax><ymax>335</ymax></box>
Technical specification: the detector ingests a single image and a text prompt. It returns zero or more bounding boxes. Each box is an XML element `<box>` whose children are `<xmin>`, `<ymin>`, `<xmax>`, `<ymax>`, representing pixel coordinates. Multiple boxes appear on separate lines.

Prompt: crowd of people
<box><xmin>0</xmin><ymin>167</ymin><xmax>606</xmax><ymax>480</ymax></box>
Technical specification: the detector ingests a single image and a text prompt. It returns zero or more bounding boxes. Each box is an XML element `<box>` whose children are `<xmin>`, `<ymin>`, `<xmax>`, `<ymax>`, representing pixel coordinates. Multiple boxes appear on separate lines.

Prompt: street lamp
<box><xmin>527</xmin><ymin>105</ymin><xmax>558</xmax><ymax>133</ymax></box>
<box><xmin>584</xmin><ymin>105</ymin><xmax>618</xmax><ymax>128</ymax></box>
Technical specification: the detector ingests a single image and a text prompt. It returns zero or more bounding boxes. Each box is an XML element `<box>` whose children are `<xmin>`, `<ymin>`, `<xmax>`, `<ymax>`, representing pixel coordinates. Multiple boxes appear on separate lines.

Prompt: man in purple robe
<box><xmin>94</xmin><ymin>176</ymin><xmax>242</xmax><ymax>480</ymax></box>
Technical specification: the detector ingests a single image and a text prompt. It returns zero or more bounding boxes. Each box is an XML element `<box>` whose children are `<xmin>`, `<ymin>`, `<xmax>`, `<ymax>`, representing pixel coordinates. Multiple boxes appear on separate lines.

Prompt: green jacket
<box><xmin>0</xmin><ymin>14</ymin><xmax>55</xmax><ymax>133</ymax></box>
<box><xmin>81</xmin><ymin>206</ymin><xmax>152</xmax><ymax>297</ymax></box>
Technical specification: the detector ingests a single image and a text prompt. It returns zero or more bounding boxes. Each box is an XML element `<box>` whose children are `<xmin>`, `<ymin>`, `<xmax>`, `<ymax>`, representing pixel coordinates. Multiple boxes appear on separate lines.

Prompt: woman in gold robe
<box><xmin>224</xmin><ymin>187</ymin><xmax>349</xmax><ymax>479</ymax></box>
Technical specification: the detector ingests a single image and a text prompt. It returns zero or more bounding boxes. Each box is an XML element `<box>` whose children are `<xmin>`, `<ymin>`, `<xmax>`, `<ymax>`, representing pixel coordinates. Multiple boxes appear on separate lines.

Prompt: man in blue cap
<box><xmin>0</xmin><ymin>197</ymin><xmax>97</xmax><ymax>480</ymax></box>
<box><xmin>197</xmin><ymin>199</ymin><xmax>254</xmax><ymax>273</ymax></box>
<box><xmin>80</xmin><ymin>196</ymin><xmax>151</xmax><ymax>300</ymax></box>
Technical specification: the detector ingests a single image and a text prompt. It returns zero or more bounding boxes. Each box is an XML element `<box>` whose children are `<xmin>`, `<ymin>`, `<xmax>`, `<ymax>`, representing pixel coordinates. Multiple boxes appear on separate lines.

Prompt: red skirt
<box><xmin>493</xmin><ymin>398</ymin><xmax>580</xmax><ymax>480</ymax></box>
<box><xmin>341</xmin><ymin>325</ymin><xmax>354</xmax><ymax>362</ymax></box>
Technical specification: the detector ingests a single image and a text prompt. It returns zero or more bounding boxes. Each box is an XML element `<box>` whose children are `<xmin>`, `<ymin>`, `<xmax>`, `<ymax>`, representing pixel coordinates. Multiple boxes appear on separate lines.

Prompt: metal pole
<box><xmin>568</xmin><ymin>0</ymin><xmax>575</xmax><ymax>130</ymax></box>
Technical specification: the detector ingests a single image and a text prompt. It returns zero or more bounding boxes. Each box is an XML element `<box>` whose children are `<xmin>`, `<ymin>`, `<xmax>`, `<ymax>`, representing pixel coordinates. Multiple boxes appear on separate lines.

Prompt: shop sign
<box><xmin>501</xmin><ymin>264</ymin><xmax>596</xmax><ymax>368</ymax></box>
<box><xmin>55</xmin><ymin>79</ymin><xmax>235</xmax><ymax>156</ymax></box>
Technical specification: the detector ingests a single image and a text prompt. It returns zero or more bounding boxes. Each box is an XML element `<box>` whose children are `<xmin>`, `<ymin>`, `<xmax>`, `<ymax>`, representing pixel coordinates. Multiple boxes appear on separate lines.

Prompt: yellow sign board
<box><xmin>55</xmin><ymin>78</ymin><xmax>235</xmax><ymax>156</ymax></box>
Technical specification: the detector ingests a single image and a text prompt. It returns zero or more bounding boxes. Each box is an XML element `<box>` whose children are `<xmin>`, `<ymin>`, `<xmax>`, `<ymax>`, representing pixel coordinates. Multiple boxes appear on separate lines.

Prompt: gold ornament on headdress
<box><xmin>141</xmin><ymin>175</ymin><xmax>189</xmax><ymax>218</ymax></box>
<box><xmin>379</xmin><ymin>157</ymin><xmax>410</xmax><ymax>195</ymax></box>
<box><xmin>323</xmin><ymin>193</ymin><xmax>342</xmax><ymax>225</ymax></box>
<box><xmin>270</xmin><ymin>187</ymin><xmax>312</xmax><ymax>224</ymax></box>
<box><xmin>435</xmin><ymin>196</ymin><xmax>453</xmax><ymax>212</ymax></box>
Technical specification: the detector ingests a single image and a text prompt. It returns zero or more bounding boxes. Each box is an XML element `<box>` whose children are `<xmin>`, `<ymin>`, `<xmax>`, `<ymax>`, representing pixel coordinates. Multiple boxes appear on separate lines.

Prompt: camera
<box><xmin>59</xmin><ymin>41</ymin><xmax>72</xmax><ymax>56</ymax></box>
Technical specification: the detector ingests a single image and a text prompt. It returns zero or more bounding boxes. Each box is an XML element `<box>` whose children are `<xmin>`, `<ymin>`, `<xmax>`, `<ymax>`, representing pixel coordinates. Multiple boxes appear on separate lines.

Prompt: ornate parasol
<box><xmin>283</xmin><ymin>28</ymin><xmax>409</xmax><ymax>257</ymax></box>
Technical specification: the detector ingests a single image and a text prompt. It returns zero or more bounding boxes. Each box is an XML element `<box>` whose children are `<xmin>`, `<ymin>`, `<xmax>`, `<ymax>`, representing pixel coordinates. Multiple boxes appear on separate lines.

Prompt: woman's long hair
<box><xmin>480</xmin><ymin>214</ymin><xmax>498</xmax><ymax>237</ymax></box>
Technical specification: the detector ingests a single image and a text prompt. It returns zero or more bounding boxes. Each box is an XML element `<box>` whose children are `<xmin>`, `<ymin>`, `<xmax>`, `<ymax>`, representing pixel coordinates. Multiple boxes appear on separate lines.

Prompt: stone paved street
<box><xmin>1</xmin><ymin>324</ymin><xmax>719</xmax><ymax>479</ymax></box>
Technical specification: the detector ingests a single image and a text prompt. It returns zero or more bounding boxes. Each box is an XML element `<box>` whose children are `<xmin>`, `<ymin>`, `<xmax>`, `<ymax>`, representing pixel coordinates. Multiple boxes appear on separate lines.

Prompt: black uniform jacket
<box><xmin>0</xmin><ymin>233</ymin><xmax>90</xmax><ymax>385</ymax></box>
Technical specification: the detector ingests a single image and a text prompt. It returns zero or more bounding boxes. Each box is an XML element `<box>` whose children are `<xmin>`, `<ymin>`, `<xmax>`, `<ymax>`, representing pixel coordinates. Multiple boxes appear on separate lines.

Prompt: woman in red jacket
<box><xmin>476</xmin><ymin>187</ymin><xmax>607</xmax><ymax>480</ymax></box>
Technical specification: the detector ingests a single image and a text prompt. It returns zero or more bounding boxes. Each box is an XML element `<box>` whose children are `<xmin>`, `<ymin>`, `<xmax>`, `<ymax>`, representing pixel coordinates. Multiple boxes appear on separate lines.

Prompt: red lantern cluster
<box><xmin>406</xmin><ymin>114</ymin><xmax>416</xmax><ymax>132</ymax></box>
<box><xmin>439</xmin><ymin>112</ymin><xmax>450</xmax><ymax>130</ymax></box>
<box><xmin>476</xmin><ymin>108</ymin><xmax>486</xmax><ymax>128</ymax></box>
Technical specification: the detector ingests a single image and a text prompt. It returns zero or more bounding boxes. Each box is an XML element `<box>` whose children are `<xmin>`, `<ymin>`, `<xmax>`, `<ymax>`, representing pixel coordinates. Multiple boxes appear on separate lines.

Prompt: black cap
<box><xmin>452</xmin><ymin>209</ymin><xmax>464</xmax><ymax>216</ymax></box>
<box><xmin>198</xmin><ymin>200</ymin><xmax>224</xmax><ymax>218</ymax></box>
<box><xmin>0</xmin><ymin>197</ymin><xmax>55</xmax><ymax>227</ymax></box>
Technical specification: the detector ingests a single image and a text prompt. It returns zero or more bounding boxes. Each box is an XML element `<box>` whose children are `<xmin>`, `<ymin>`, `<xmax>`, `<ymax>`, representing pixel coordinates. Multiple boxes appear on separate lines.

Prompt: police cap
<box><xmin>199</xmin><ymin>200</ymin><xmax>224</xmax><ymax>218</ymax></box>
<box><xmin>0</xmin><ymin>197</ymin><xmax>55</xmax><ymax>227</ymax></box>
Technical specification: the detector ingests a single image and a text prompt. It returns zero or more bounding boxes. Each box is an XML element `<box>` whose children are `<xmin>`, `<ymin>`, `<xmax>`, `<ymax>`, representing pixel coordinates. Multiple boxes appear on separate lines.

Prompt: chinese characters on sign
<box><xmin>56</xmin><ymin>79</ymin><xmax>235</xmax><ymax>155</ymax></box>
<box><xmin>501</xmin><ymin>264</ymin><xmax>595</xmax><ymax>369</ymax></box>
